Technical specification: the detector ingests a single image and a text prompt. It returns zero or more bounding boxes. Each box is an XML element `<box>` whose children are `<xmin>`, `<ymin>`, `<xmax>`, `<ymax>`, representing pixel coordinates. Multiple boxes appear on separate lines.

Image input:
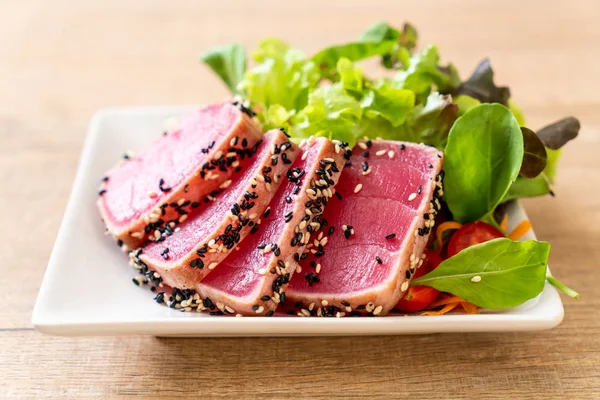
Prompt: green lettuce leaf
<box><xmin>311</xmin><ymin>22</ymin><xmax>401</xmax><ymax>77</ymax></box>
<box><xmin>353</xmin><ymin>92</ymin><xmax>456</xmax><ymax>149</ymax></box>
<box><xmin>392</xmin><ymin>45</ymin><xmax>460</xmax><ymax>99</ymax></box>
<box><xmin>200</xmin><ymin>43</ymin><xmax>247</xmax><ymax>94</ymax></box>
<box><xmin>238</xmin><ymin>38</ymin><xmax>320</xmax><ymax>112</ymax></box>
<box><xmin>361</xmin><ymin>79</ymin><xmax>415</xmax><ymax>126</ymax></box>
<box><xmin>292</xmin><ymin>83</ymin><xmax>363</xmax><ymax>145</ymax></box>
<box><xmin>382</xmin><ymin>23</ymin><xmax>418</xmax><ymax>69</ymax></box>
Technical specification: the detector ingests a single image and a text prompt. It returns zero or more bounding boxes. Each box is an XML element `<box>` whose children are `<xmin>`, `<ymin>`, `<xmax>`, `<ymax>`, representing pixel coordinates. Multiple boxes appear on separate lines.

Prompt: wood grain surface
<box><xmin>1</xmin><ymin>0</ymin><xmax>599</xmax><ymax>398</ymax></box>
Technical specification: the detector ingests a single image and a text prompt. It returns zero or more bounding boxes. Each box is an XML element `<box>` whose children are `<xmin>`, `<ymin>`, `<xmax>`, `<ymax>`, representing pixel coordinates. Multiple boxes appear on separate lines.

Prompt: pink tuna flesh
<box><xmin>285</xmin><ymin>140</ymin><xmax>444</xmax><ymax>317</ymax></box>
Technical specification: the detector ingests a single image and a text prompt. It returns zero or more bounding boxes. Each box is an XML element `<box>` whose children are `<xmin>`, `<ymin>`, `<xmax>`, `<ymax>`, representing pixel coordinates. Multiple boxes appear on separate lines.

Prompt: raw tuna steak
<box><xmin>97</xmin><ymin>102</ymin><xmax>262</xmax><ymax>249</ymax></box>
<box><xmin>133</xmin><ymin>129</ymin><xmax>299</xmax><ymax>289</ymax></box>
<box><xmin>196</xmin><ymin>138</ymin><xmax>350</xmax><ymax>316</ymax></box>
<box><xmin>285</xmin><ymin>140</ymin><xmax>444</xmax><ymax>317</ymax></box>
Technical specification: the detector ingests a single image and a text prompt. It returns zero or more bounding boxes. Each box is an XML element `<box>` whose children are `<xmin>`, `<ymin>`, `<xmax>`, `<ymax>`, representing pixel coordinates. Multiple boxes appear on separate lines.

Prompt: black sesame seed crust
<box><xmin>132</xmin><ymin>129</ymin><xmax>298</xmax><ymax>297</ymax></box>
<box><xmin>98</xmin><ymin>102</ymin><xmax>263</xmax><ymax>250</ymax></box>
<box><xmin>191</xmin><ymin>137</ymin><xmax>350</xmax><ymax>316</ymax></box>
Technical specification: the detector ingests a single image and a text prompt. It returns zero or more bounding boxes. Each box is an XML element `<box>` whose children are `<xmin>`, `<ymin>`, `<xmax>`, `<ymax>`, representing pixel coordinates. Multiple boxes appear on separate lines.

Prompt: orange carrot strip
<box><xmin>422</xmin><ymin>302</ymin><xmax>459</xmax><ymax>316</ymax></box>
<box><xmin>461</xmin><ymin>302</ymin><xmax>479</xmax><ymax>314</ymax></box>
<box><xmin>428</xmin><ymin>295</ymin><xmax>466</xmax><ymax>309</ymax></box>
<box><xmin>500</xmin><ymin>213</ymin><xmax>508</xmax><ymax>233</ymax></box>
<box><xmin>435</xmin><ymin>221</ymin><xmax>463</xmax><ymax>248</ymax></box>
<box><xmin>508</xmin><ymin>220</ymin><xmax>532</xmax><ymax>241</ymax></box>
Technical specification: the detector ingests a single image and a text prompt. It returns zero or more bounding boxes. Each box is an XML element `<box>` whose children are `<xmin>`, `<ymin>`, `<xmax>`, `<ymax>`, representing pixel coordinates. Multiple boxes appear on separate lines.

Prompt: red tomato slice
<box><xmin>446</xmin><ymin>221</ymin><xmax>504</xmax><ymax>258</ymax></box>
<box><xmin>396</xmin><ymin>250</ymin><xmax>442</xmax><ymax>313</ymax></box>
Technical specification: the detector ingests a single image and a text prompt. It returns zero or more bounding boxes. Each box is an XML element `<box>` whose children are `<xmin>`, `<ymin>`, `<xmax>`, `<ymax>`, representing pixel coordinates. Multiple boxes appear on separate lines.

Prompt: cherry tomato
<box><xmin>446</xmin><ymin>221</ymin><xmax>504</xmax><ymax>258</ymax></box>
<box><xmin>396</xmin><ymin>250</ymin><xmax>443</xmax><ymax>313</ymax></box>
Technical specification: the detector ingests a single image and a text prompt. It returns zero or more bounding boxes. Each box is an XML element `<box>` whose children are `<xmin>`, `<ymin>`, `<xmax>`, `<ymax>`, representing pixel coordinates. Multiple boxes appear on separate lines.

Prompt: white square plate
<box><xmin>33</xmin><ymin>106</ymin><xmax>564</xmax><ymax>337</ymax></box>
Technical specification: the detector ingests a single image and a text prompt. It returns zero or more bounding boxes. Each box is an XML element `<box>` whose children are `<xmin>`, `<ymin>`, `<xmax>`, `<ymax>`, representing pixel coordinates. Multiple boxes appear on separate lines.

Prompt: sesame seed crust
<box><xmin>132</xmin><ymin>129</ymin><xmax>299</xmax><ymax>291</ymax></box>
<box><xmin>194</xmin><ymin>137</ymin><xmax>350</xmax><ymax>316</ymax></box>
<box><xmin>97</xmin><ymin>102</ymin><xmax>263</xmax><ymax>249</ymax></box>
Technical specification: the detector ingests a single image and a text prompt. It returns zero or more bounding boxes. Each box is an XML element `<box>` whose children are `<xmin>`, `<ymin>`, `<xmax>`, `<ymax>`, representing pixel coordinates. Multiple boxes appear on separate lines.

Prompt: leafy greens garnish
<box><xmin>443</xmin><ymin>104</ymin><xmax>523</xmax><ymax>223</ymax></box>
<box><xmin>199</xmin><ymin>44</ymin><xmax>247</xmax><ymax>94</ymax></box>
<box><xmin>412</xmin><ymin>239</ymin><xmax>550</xmax><ymax>309</ymax></box>
<box><xmin>451</xmin><ymin>58</ymin><xmax>510</xmax><ymax>106</ymax></box>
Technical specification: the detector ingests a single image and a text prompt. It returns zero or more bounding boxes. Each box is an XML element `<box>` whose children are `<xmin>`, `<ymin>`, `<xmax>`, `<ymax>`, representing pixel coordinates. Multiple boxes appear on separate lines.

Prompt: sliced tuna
<box><xmin>97</xmin><ymin>102</ymin><xmax>262</xmax><ymax>249</ymax></box>
<box><xmin>285</xmin><ymin>140</ymin><xmax>444</xmax><ymax>317</ymax></box>
<box><xmin>133</xmin><ymin>129</ymin><xmax>299</xmax><ymax>289</ymax></box>
<box><xmin>195</xmin><ymin>138</ymin><xmax>350</xmax><ymax>316</ymax></box>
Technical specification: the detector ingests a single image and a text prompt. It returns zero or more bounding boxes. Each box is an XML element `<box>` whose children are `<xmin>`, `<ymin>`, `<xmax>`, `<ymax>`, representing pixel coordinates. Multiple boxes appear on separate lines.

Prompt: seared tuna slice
<box><xmin>97</xmin><ymin>102</ymin><xmax>262</xmax><ymax>249</ymax></box>
<box><xmin>285</xmin><ymin>140</ymin><xmax>444</xmax><ymax>317</ymax></box>
<box><xmin>134</xmin><ymin>130</ymin><xmax>299</xmax><ymax>289</ymax></box>
<box><xmin>196</xmin><ymin>138</ymin><xmax>349</xmax><ymax>316</ymax></box>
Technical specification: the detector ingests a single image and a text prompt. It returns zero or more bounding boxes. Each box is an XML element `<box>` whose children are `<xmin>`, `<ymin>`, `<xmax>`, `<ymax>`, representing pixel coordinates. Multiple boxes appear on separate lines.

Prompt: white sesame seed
<box><xmin>376</xmin><ymin>149</ymin><xmax>387</xmax><ymax>156</ymax></box>
<box><xmin>321</xmin><ymin>300</ymin><xmax>328</xmax><ymax>306</ymax></box>
<box><xmin>213</xmin><ymin>150</ymin><xmax>223</xmax><ymax>160</ymax></box>
<box><xmin>232</xmin><ymin>160</ymin><xmax>240</xmax><ymax>168</ymax></box>
<box><xmin>373</xmin><ymin>305</ymin><xmax>383</xmax><ymax>316</ymax></box>
<box><xmin>153</xmin><ymin>230</ymin><xmax>161</xmax><ymax>239</ymax></box>
<box><xmin>230</xmin><ymin>137</ymin><xmax>237</xmax><ymax>146</ymax></box>
<box><xmin>471</xmin><ymin>275</ymin><xmax>482</xmax><ymax>283</ymax></box>
<box><xmin>302</xmin><ymin>152</ymin><xmax>308</xmax><ymax>160</ymax></box>
<box><xmin>408</xmin><ymin>193</ymin><xmax>417</xmax><ymax>201</ymax></box>
<box><xmin>301</xmin><ymin>308</ymin><xmax>311</xmax><ymax>317</ymax></box>
<box><xmin>334</xmin><ymin>144</ymin><xmax>341</xmax><ymax>153</ymax></box>
<box><xmin>401</xmin><ymin>281</ymin><xmax>409</xmax><ymax>291</ymax></box>
<box><xmin>354</xmin><ymin>183</ymin><xmax>363</xmax><ymax>193</ymax></box>
<box><xmin>266</xmin><ymin>183</ymin><xmax>272</xmax><ymax>192</ymax></box>
<box><xmin>148</xmin><ymin>191</ymin><xmax>157</xmax><ymax>198</ymax></box>
<box><xmin>178</xmin><ymin>215</ymin><xmax>188</xmax><ymax>223</ymax></box>
<box><xmin>177</xmin><ymin>198</ymin><xmax>186</xmax><ymax>206</ymax></box>
<box><xmin>308</xmin><ymin>302</ymin><xmax>315</xmax><ymax>311</ymax></box>
<box><xmin>225</xmin><ymin>306</ymin><xmax>235</xmax><ymax>314</ymax></box>
<box><xmin>388</xmin><ymin>150</ymin><xmax>395</xmax><ymax>159</ymax></box>
<box><xmin>296</xmin><ymin>265</ymin><xmax>302</xmax><ymax>274</ymax></box>
<box><xmin>316</xmin><ymin>263</ymin><xmax>321</xmax><ymax>273</ymax></box>
<box><xmin>208</xmin><ymin>262</ymin><xmax>218</xmax><ymax>270</ymax></box>
<box><xmin>255</xmin><ymin>306</ymin><xmax>265</xmax><ymax>314</ymax></box>
<box><xmin>236</xmin><ymin>313</ymin><xmax>243</xmax><ymax>317</ymax></box>
<box><xmin>216</xmin><ymin>302</ymin><xmax>225</xmax><ymax>310</ymax></box>
<box><xmin>220</xmin><ymin>180</ymin><xmax>232</xmax><ymax>189</ymax></box>
<box><xmin>131</xmin><ymin>231</ymin><xmax>144</xmax><ymax>238</ymax></box>
<box><xmin>249</xmin><ymin>213</ymin><xmax>257</xmax><ymax>219</ymax></box>
<box><xmin>358</xmin><ymin>142</ymin><xmax>368</xmax><ymax>150</ymax></box>
<box><xmin>258</xmin><ymin>268</ymin><xmax>266</xmax><ymax>275</ymax></box>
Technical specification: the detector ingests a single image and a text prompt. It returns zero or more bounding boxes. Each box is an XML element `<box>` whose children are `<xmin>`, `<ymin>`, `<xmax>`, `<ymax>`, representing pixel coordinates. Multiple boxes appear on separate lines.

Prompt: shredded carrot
<box><xmin>499</xmin><ymin>213</ymin><xmax>508</xmax><ymax>233</ymax></box>
<box><xmin>460</xmin><ymin>302</ymin><xmax>479</xmax><ymax>314</ymax></box>
<box><xmin>428</xmin><ymin>294</ymin><xmax>466</xmax><ymax>309</ymax></box>
<box><xmin>508</xmin><ymin>220</ymin><xmax>532</xmax><ymax>241</ymax></box>
<box><xmin>421</xmin><ymin>302</ymin><xmax>459</xmax><ymax>316</ymax></box>
<box><xmin>435</xmin><ymin>221</ymin><xmax>463</xmax><ymax>247</ymax></box>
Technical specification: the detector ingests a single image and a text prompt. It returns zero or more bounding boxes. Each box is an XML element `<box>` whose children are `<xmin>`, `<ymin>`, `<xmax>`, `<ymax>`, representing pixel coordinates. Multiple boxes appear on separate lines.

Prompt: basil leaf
<box><xmin>412</xmin><ymin>238</ymin><xmax>550</xmax><ymax>309</ymax></box>
<box><xmin>452</xmin><ymin>58</ymin><xmax>510</xmax><ymax>106</ymax></box>
<box><xmin>520</xmin><ymin>127</ymin><xmax>547</xmax><ymax>178</ymax></box>
<box><xmin>200</xmin><ymin>43</ymin><xmax>247</xmax><ymax>94</ymax></box>
<box><xmin>536</xmin><ymin>116</ymin><xmax>580</xmax><ymax>150</ymax></box>
<box><xmin>444</xmin><ymin>104</ymin><xmax>523</xmax><ymax>222</ymax></box>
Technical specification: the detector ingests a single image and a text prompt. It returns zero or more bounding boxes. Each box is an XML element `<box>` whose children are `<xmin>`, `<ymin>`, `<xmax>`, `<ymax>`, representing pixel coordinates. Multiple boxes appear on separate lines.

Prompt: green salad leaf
<box><xmin>293</xmin><ymin>82</ymin><xmax>363</xmax><ymax>145</ymax></box>
<box><xmin>392</xmin><ymin>45</ymin><xmax>460</xmax><ymax>99</ymax></box>
<box><xmin>239</xmin><ymin>38</ymin><xmax>320</xmax><ymax>111</ymax></box>
<box><xmin>444</xmin><ymin>104</ymin><xmax>523</xmax><ymax>223</ymax></box>
<box><xmin>312</xmin><ymin>22</ymin><xmax>400</xmax><ymax>78</ymax></box>
<box><xmin>412</xmin><ymin>239</ymin><xmax>550</xmax><ymax>309</ymax></box>
<box><xmin>381</xmin><ymin>23</ymin><xmax>418</xmax><ymax>69</ymax></box>
<box><xmin>452</xmin><ymin>58</ymin><xmax>510</xmax><ymax>106</ymax></box>
<box><xmin>519</xmin><ymin>127</ymin><xmax>548</xmax><ymax>178</ymax></box>
<box><xmin>453</xmin><ymin>95</ymin><xmax>480</xmax><ymax>116</ymax></box>
<box><xmin>200</xmin><ymin>43</ymin><xmax>247</xmax><ymax>94</ymax></box>
<box><xmin>360</xmin><ymin>80</ymin><xmax>415</xmax><ymax>126</ymax></box>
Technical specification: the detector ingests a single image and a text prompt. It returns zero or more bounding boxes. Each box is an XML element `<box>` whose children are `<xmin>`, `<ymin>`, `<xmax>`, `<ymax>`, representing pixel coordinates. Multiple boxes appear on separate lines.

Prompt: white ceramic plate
<box><xmin>32</xmin><ymin>106</ymin><xmax>564</xmax><ymax>337</ymax></box>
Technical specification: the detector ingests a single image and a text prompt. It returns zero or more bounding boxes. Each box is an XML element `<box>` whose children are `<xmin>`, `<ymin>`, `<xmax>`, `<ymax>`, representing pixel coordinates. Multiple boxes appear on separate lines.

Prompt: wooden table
<box><xmin>1</xmin><ymin>0</ymin><xmax>599</xmax><ymax>398</ymax></box>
